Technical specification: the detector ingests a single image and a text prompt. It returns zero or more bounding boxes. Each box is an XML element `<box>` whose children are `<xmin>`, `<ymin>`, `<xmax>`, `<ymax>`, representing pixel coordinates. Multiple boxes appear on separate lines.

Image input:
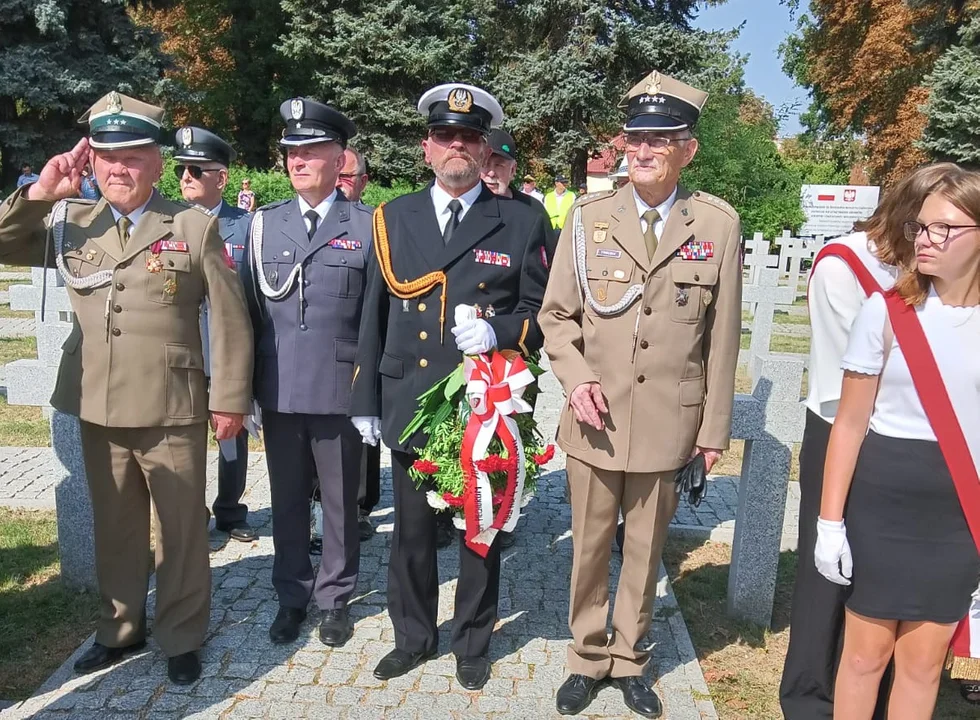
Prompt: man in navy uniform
<box><xmin>350</xmin><ymin>83</ymin><xmax>550</xmax><ymax>690</ymax></box>
<box><xmin>240</xmin><ymin>98</ymin><xmax>372</xmax><ymax>647</ymax></box>
<box><xmin>174</xmin><ymin>126</ymin><xmax>257</xmax><ymax>544</ymax></box>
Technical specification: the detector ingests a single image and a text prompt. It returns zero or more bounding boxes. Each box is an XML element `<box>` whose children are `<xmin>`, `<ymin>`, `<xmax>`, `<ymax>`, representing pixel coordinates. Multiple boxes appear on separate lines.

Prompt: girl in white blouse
<box><xmin>817</xmin><ymin>168</ymin><xmax>980</xmax><ymax>719</ymax></box>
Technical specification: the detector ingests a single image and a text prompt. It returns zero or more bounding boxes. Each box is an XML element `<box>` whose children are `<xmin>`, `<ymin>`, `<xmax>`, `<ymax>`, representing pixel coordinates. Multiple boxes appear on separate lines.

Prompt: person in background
<box><xmin>174</xmin><ymin>125</ymin><xmax>257</xmax><ymax>544</ymax></box>
<box><xmin>16</xmin><ymin>163</ymin><xmax>39</xmax><ymax>188</ymax></box>
<box><xmin>577</xmin><ymin>183</ymin><xmax>588</xmax><ymax>196</ymax></box>
<box><xmin>609</xmin><ymin>157</ymin><xmax>629</xmax><ymax>190</ymax></box>
<box><xmin>521</xmin><ymin>174</ymin><xmax>544</xmax><ymax>203</ymax></box>
<box><xmin>237</xmin><ymin>178</ymin><xmax>256</xmax><ymax>212</ymax></box>
<box><xmin>543</xmin><ymin>175</ymin><xmax>576</xmax><ymax>230</ymax></box>
<box><xmin>79</xmin><ymin>166</ymin><xmax>101</xmax><ymax>200</ymax></box>
<box><xmin>815</xmin><ymin>166</ymin><xmax>980</xmax><ymax>719</ymax></box>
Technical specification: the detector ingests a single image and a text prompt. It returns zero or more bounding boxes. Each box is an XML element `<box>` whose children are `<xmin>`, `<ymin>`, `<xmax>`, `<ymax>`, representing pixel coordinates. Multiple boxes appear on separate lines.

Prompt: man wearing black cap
<box><xmin>540</xmin><ymin>71</ymin><xmax>742</xmax><ymax>717</ymax></box>
<box><xmin>350</xmin><ymin>83</ymin><xmax>550</xmax><ymax>690</ymax></box>
<box><xmin>239</xmin><ymin>97</ymin><xmax>373</xmax><ymax>648</ymax></box>
<box><xmin>174</xmin><ymin>126</ymin><xmax>257</xmax><ymax>544</ymax></box>
<box><xmin>0</xmin><ymin>92</ymin><xmax>253</xmax><ymax>685</ymax></box>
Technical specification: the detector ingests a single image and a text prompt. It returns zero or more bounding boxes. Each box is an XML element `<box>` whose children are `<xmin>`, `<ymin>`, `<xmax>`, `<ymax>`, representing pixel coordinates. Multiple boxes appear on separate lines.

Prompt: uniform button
<box><xmin>419</xmin><ymin>358</ymin><xmax>428</xmax><ymax>368</ymax></box>
<box><xmin>694</xmin><ymin>273</ymin><xmax>700</xmax><ymax>281</ymax></box>
<box><xmin>111</xmin><ymin>327</ymin><xmax>121</xmax><ymax>337</ymax></box>
<box><xmin>115</xmin><ymin>282</ymin><xmax>125</xmax><ymax>291</ymax></box>
<box><xmin>643</xmin><ymin>306</ymin><xmax>651</xmax><ymax>315</ymax></box>
<box><xmin>637</xmin><ymin>375</ymin><xmax>645</xmax><ymax>383</ymax></box>
<box><xmin>418</xmin><ymin>303</ymin><xmax>427</xmax><ymax>312</ymax></box>
<box><xmin>640</xmin><ymin>340</ymin><xmax>649</xmax><ymax>349</ymax></box>
<box><xmin>478</xmin><ymin>282</ymin><xmax>486</xmax><ymax>290</ymax></box>
<box><xmin>419</xmin><ymin>331</ymin><xmax>428</xmax><ymax>340</ymax></box>
<box><xmin>299</xmin><ymin>323</ymin><xmax>308</xmax><ymax>331</ymax></box>
<box><xmin>304</xmin><ymin>280</ymin><xmax>311</xmax><ymax>287</ymax></box>
<box><xmin>341</xmin><ymin>258</ymin><xmax>347</xmax><ymax>264</ymax></box>
<box><xmin>113</xmin><ymin>304</ymin><xmax>122</xmax><ymax>313</ymax></box>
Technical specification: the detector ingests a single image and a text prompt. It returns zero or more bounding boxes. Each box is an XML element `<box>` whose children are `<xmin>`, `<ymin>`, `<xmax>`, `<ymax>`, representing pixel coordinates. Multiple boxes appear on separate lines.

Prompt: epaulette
<box><xmin>257</xmin><ymin>198</ymin><xmax>291</xmax><ymax>212</ymax></box>
<box><xmin>692</xmin><ymin>191</ymin><xmax>738</xmax><ymax>220</ymax></box>
<box><xmin>351</xmin><ymin>201</ymin><xmax>375</xmax><ymax>214</ymax></box>
<box><xmin>574</xmin><ymin>189</ymin><xmax>615</xmax><ymax>208</ymax></box>
<box><xmin>62</xmin><ymin>197</ymin><xmax>98</xmax><ymax>206</ymax></box>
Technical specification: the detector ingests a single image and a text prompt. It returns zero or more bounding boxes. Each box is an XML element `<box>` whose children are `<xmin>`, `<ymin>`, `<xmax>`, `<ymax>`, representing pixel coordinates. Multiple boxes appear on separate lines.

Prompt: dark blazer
<box><xmin>202</xmin><ymin>200</ymin><xmax>249</xmax><ymax>375</ymax></box>
<box><xmin>350</xmin><ymin>182</ymin><xmax>550</xmax><ymax>453</ymax></box>
<box><xmin>240</xmin><ymin>191</ymin><xmax>373</xmax><ymax>415</ymax></box>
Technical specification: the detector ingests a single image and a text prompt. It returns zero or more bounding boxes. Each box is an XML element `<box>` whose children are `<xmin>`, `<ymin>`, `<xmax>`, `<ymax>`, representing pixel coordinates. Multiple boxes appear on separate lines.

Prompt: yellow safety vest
<box><xmin>543</xmin><ymin>190</ymin><xmax>576</xmax><ymax>229</ymax></box>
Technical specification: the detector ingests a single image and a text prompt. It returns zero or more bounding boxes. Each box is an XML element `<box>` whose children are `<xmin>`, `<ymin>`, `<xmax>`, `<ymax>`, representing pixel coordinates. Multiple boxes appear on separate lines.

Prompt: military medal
<box><xmin>592</xmin><ymin>222</ymin><xmax>608</xmax><ymax>244</ymax></box>
<box><xmin>146</xmin><ymin>254</ymin><xmax>164</xmax><ymax>273</ymax></box>
<box><xmin>597</xmin><ymin>287</ymin><xmax>607</xmax><ymax>302</ymax></box>
<box><xmin>163</xmin><ymin>277</ymin><xmax>178</xmax><ymax>296</ymax></box>
<box><xmin>675</xmin><ymin>287</ymin><xmax>689</xmax><ymax>307</ymax></box>
<box><xmin>485</xmin><ymin>304</ymin><xmax>496</xmax><ymax>318</ymax></box>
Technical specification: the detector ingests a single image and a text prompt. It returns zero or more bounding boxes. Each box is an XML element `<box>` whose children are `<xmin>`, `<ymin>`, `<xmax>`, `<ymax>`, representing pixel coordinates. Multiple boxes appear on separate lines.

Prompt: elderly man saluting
<box><xmin>0</xmin><ymin>92</ymin><xmax>253</xmax><ymax>684</ymax></box>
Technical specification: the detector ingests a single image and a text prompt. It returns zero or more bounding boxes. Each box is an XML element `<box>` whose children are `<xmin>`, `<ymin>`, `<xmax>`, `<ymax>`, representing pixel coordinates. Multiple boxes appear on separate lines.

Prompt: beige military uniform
<box><xmin>539</xmin><ymin>182</ymin><xmax>742</xmax><ymax>678</ymax></box>
<box><xmin>0</xmin><ymin>186</ymin><xmax>253</xmax><ymax>656</ymax></box>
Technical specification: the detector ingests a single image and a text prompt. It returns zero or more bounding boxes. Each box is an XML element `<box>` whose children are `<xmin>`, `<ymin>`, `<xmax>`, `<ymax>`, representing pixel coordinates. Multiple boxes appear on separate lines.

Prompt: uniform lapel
<box><xmin>438</xmin><ymin>185</ymin><xmax>502</xmax><ymax>269</ymax></box>
<box><xmin>308</xmin><ymin>195</ymin><xmax>351</xmax><ymax>256</ymax></box>
<box><xmin>650</xmin><ymin>187</ymin><xmax>695</xmax><ymax>269</ymax></box>
<box><xmin>279</xmin><ymin>198</ymin><xmax>312</xmax><ymax>256</ymax></box>
<box><xmin>401</xmin><ymin>186</ymin><xmax>445</xmax><ymax>273</ymax></box>
<box><xmin>118</xmin><ymin>191</ymin><xmax>174</xmax><ymax>264</ymax></box>
<box><xmin>73</xmin><ymin>197</ymin><xmax>120</xmax><ymax>262</ymax></box>
<box><xmin>608</xmin><ymin>184</ymin><xmax>649</xmax><ymax>271</ymax></box>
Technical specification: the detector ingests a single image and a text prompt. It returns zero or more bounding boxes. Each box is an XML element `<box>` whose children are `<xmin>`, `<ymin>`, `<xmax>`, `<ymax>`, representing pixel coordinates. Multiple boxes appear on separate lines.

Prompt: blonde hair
<box><xmin>893</xmin><ymin>165</ymin><xmax>980</xmax><ymax>306</ymax></box>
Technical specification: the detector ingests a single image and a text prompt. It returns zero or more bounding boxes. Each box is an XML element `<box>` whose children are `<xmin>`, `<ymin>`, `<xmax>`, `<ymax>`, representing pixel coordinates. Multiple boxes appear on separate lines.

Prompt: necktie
<box><xmin>116</xmin><ymin>216</ymin><xmax>132</xmax><ymax>253</ymax></box>
<box><xmin>443</xmin><ymin>199</ymin><xmax>462</xmax><ymax>245</ymax></box>
<box><xmin>642</xmin><ymin>209</ymin><xmax>660</xmax><ymax>261</ymax></box>
<box><xmin>304</xmin><ymin>210</ymin><xmax>319</xmax><ymax>241</ymax></box>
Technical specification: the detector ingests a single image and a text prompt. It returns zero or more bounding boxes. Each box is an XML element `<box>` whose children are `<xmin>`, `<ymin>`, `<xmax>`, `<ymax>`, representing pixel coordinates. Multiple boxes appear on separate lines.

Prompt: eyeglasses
<box><xmin>624</xmin><ymin>133</ymin><xmax>691</xmax><ymax>150</ymax></box>
<box><xmin>428</xmin><ymin>128</ymin><xmax>485</xmax><ymax>145</ymax></box>
<box><xmin>903</xmin><ymin>220</ymin><xmax>980</xmax><ymax>246</ymax></box>
<box><xmin>174</xmin><ymin>164</ymin><xmax>218</xmax><ymax>180</ymax></box>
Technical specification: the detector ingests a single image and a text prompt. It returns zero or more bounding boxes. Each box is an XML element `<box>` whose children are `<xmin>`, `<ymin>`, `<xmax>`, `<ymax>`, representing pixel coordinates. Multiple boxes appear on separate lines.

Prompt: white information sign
<box><xmin>800</xmin><ymin>184</ymin><xmax>880</xmax><ymax>239</ymax></box>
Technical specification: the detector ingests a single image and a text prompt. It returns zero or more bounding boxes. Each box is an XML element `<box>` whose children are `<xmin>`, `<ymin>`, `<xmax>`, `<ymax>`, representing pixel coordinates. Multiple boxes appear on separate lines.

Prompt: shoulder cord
<box><xmin>372</xmin><ymin>203</ymin><xmax>449</xmax><ymax>343</ymax></box>
<box><xmin>249</xmin><ymin>209</ymin><xmax>308</xmax><ymax>325</ymax></box>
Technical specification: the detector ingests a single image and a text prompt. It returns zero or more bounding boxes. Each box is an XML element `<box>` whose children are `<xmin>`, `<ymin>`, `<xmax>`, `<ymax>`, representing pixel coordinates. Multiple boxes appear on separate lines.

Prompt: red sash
<box><xmin>807</xmin><ymin>244</ymin><xmax>882</xmax><ymax>300</ymax></box>
<box><xmin>882</xmin><ymin>291</ymin><xmax>980</xmax><ymax>653</ymax></box>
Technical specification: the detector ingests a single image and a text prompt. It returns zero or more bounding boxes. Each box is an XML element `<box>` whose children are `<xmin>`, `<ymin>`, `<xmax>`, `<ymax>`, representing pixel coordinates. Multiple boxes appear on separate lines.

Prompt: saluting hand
<box><xmin>569</xmin><ymin>382</ymin><xmax>608</xmax><ymax>431</ymax></box>
<box><xmin>26</xmin><ymin>138</ymin><xmax>91</xmax><ymax>203</ymax></box>
<box><xmin>211</xmin><ymin>412</ymin><xmax>244</xmax><ymax>441</ymax></box>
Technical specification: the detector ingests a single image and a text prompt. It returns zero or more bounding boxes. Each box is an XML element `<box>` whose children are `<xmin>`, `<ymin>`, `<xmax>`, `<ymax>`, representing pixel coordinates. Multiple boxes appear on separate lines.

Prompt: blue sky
<box><xmin>693</xmin><ymin>0</ymin><xmax>807</xmax><ymax>135</ymax></box>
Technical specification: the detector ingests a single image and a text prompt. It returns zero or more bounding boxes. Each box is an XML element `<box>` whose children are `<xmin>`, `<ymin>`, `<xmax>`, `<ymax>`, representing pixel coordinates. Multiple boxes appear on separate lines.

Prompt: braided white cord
<box><xmin>250</xmin><ymin>209</ymin><xmax>303</xmax><ymax>299</ymax></box>
<box><xmin>571</xmin><ymin>206</ymin><xmax>644</xmax><ymax>317</ymax></box>
<box><xmin>52</xmin><ymin>200</ymin><xmax>113</xmax><ymax>290</ymax></box>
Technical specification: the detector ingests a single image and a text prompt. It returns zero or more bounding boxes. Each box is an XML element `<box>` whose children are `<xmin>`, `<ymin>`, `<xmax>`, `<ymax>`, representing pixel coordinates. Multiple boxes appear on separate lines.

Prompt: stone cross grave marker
<box><xmin>775</xmin><ymin>230</ymin><xmax>819</xmax><ymax>301</ymax></box>
<box><xmin>742</xmin><ymin>233</ymin><xmax>778</xmax><ymax>316</ymax></box>
<box><xmin>741</xmin><ymin>268</ymin><xmax>797</xmax><ymax>381</ymax></box>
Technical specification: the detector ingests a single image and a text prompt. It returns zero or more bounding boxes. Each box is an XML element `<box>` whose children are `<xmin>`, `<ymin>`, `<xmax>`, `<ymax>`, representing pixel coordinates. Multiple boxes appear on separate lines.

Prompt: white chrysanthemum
<box><xmin>426</xmin><ymin>491</ymin><xmax>450</xmax><ymax>511</ymax></box>
<box><xmin>452</xmin><ymin>516</ymin><xmax>467</xmax><ymax>530</ymax></box>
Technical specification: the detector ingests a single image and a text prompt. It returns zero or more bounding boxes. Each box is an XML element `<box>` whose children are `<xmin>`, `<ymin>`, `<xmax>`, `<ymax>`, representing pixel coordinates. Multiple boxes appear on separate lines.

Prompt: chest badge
<box><xmin>163</xmin><ymin>277</ymin><xmax>178</xmax><ymax>296</ymax></box>
<box><xmin>474</xmin><ymin>249</ymin><xmax>511</xmax><ymax>267</ymax></box>
<box><xmin>676</xmin><ymin>241</ymin><xmax>714</xmax><ymax>261</ymax></box>
<box><xmin>328</xmin><ymin>238</ymin><xmax>362</xmax><ymax>251</ymax></box>
<box><xmin>675</xmin><ymin>287</ymin><xmax>689</xmax><ymax>306</ymax></box>
<box><xmin>282</xmin><ymin>250</ymin><xmax>291</xmax><ymax>258</ymax></box>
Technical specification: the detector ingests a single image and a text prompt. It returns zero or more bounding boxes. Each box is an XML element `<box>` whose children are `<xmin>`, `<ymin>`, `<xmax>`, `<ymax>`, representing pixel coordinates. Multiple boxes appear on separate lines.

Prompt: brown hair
<box><xmin>854</xmin><ymin>162</ymin><xmax>958</xmax><ymax>268</ymax></box>
<box><xmin>893</xmin><ymin>164</ymin><xmax>980</xmax><ymax>306</ymax></box>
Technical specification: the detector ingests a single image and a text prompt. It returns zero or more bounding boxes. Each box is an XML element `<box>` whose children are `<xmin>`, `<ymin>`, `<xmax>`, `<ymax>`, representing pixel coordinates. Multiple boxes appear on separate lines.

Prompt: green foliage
<box><xmin>682</xmin><ymin>93</ymin><xmax>806</xmax><ymax>237</ymax></box>
<box><xmin>920</xmin><ymin>16</ymin><xmax>980</xmax><ymax>164</ymax></box>
<box><xmin>780</xmin><ymin>135</ymin><xmax>861</xmax><ymax>185</ymax></box>
<box><xmin>361</xmin><ymin>181</ymin><xmax>423</xmax><ymax>208</ymax></box>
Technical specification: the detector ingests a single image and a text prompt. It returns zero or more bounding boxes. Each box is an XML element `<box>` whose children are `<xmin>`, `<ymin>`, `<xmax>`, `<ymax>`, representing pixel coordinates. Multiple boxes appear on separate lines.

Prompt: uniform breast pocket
<box><xmin>586</xmin><ymin>257</ymin><xmax>636</xmax><ymax>305</ymax></box>
<box><xmin>146</xmin><ymin>252</ymin><xmax>193</xmax><ymax>305</ymax></box>
<box><xmin>63</xmin><ymin>246</ymin><xmax>107</xmax><ymax>280</ymax></box>
<box><xmin>669</xmin><ymin>262</ymin><xmax>718</xmax><ymax>324</ymax></box>
<box><xmin>316</xmin><ymin>250</ymin><xmax>365</xmax><ymax>298</ymax></box>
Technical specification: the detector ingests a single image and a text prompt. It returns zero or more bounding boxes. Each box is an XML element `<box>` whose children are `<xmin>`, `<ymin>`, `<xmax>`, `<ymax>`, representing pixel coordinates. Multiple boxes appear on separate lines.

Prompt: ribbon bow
<box><xmin>460</xmin><ymin>351</ymin><xmax>534</xmax><ymax>557</ymax></box>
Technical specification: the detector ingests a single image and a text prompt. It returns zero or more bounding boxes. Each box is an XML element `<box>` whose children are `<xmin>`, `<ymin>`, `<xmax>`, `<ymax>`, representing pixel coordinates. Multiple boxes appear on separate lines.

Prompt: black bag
<box><xmin>674</xmin><ymin>453</ymin><xmax>707</xmax><ymax>507</ymax></box>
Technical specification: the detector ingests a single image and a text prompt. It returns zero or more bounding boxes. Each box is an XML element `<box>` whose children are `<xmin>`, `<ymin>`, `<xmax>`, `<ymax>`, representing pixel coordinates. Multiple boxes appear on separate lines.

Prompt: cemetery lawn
<box><xmin>665</xmin><ymin>537</ymin><xmax>975</xmax><ymax>719</ymax></box>
<box><xmin>0</xmin><ymin>508</ymin><xmax>98</xmax><ymax>702</ymax></box>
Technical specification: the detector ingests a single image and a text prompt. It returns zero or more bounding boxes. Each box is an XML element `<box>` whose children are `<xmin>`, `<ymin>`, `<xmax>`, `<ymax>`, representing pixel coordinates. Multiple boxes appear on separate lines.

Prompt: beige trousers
<box><xmin>565</xmin><ymin>456</ymin><xmax>679</xmax><ymax>678</ymax></box>
<box><xmin>80</xmin><ymin>421</ymin><xmax>210</xmax><ymax>657</ymax></box>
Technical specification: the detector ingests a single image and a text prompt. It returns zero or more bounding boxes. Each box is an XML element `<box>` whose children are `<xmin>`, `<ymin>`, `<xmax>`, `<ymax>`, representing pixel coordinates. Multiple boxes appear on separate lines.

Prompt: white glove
<box><xmin>351</xmin><ymin>416</ymin><xmax>381</xmax><ymax>446</ymax></box>
<box><xmin>814</xmin><ymin>518</ymin><xmax>853</xmax><ymax>586</ymax></box>
<box><xmin>452</xmin><ymin>318</ymin><xmax>497</xmax><ymax>355</ymax></box>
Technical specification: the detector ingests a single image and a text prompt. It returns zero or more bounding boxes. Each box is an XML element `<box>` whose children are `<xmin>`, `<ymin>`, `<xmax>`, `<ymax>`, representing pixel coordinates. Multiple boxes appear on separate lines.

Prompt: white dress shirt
<box><xmin>298</xmin><ymin>190</ymin><xmax>337</xmax><ymax>234</ymax></box>
<box><xmin>108</xmin><ymin>196</ymin><xmax>153</xmax><ymax>238</ymax></box>
<box><xmin>431</xmin><ymin>181</ymin><xmax>483</xmax><ymax>235</ymax></box>
<box><xmin>633</xmin><ymin>186</ymin><xmax>677</xmax><ymax>239</ymax></box>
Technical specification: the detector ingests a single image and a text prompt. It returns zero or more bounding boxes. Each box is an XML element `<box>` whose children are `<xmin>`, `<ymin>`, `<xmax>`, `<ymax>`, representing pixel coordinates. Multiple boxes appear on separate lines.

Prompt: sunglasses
<box><xmin>174</xmin><ymin>164</ymin><xmax>218</xmax><ymax>180</ymax></box>
<box><xmin>428</xmin><ymin>128</ymin><xmax>486</xmax><ymax>145</ymax></box>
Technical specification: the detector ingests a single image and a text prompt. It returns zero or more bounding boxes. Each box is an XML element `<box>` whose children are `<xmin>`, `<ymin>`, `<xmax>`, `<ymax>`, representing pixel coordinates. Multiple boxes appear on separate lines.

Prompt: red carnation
<box><xmin>476</xmin><ymin>454</ymin><xmax>507</xmax><ymax>474</ymax></box>
<box><xmin>533</xmin><ymin>444</ymin><xmax>556</xmax><ymax>466</ymax></box>
<box><xmin>412</xmin><ymin>459</ymin><xmax>439</xmax><ymax>475</ymax></box>
<box><xmin>442</xmin><ymin>493</ymin><xmax>465</xmax><ymax>508</ymax></box>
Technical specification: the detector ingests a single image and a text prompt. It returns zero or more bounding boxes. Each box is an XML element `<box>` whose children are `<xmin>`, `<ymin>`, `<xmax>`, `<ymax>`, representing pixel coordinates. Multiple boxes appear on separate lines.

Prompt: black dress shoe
<box><xmin>216</xmin><ymin>521</ymin><xmax>258</xmax><ymax>543</ymax></box>
<box><xmin>167</xmin><ymin>651</ymin><xmax>201</xmax><ymax>685</ymax></box>
<box><xmin>612</xmin><ymin>676</ymin><xmax>663</xmax><ymax>718</ymax></box>
<box><xmin>373</xmin><ymin>648</ymin><xmax>436</xmax><ymax>680</ymax></box>
<box><xmin>435</xmin><ymin>518</ymin><xmax>455</xmax><ymax>549</ymax></box>
<box><xmin>73</xmin><ymin>640</ymin><xmax>146</xmax><ymax>674</ymax></box>
<box><xmin>455</xmin><ymin>655</ymin><xmax>492</xmax><ymax>691</ymax></box>
<box><xmin>357</xmin><ymin>510</ymin><xmax>375</xmax><ymax>541</ymax></box>
<box><xmin>319</xmin><ymin>607</ymin><xmax>353</xmax><ymax>647</ymax></box>
<box><xmin>269</xmin><ymin>606</ymin><xmax>307</xmax><ymax>644</ymax></box>
<box><xmin>556</xmin><ymin>673</ymin><xmax>602</xmax><ymax>715</ymax></box>
<box><xmin>499</xmin><ymin>530</ymin><xmax>516</xmax><ymax>549</ymax></box>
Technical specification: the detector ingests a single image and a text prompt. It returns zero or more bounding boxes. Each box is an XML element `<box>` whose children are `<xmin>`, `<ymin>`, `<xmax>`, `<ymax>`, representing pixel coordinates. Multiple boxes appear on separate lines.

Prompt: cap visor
<box><xmin>89</xmin><ymin>132</ymin><xmax>158</xmax><ymax>149</ymax></box>
<box><xmin>624</xmin><ymin>115</ymin><xmax>690</xmax><ymax>132</ymax></box>
<box><xmin>279</xmin><ymin>135</ymin><xmax>338</xmax><ymax>147</ymax></box>
<box><xmin>427</xmin><ymin>116</ymin><xmax>489</xmax><ymax>134</ymax></box>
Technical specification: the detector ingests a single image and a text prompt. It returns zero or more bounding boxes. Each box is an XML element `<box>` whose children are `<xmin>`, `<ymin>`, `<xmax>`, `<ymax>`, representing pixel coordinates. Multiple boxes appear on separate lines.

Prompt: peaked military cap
<box><xmin>79</xmin><ymin>91</ymin><xmax>165</xmax><ymax>149</ymax></box>
<box><xmin>173</xmin><ymin>127</ymin><xmax>237</xmax><ymax>166</ymax></box>
<box><xmin>488</xmin><ymin>129</ymin><xmax>517</xmax><ymax>161</ymax></box>
<box><xmin>279</xmin><ymin>98</ymin><xmax>356</xmax><ymax>148</ymax></box>
<box><xmin>417</xmin><ymin>83</ymin><xmax>503</xmax><ymax>135</ymax></box>
<box><xmin>609</xmin><ymin>156</ymin><xmax>628</xmax><ymax>179</ymax></box>
<box><xmin>620</xmin><ymin>71</ymin><xmax>708</xmax><ymax>132</ymax></box>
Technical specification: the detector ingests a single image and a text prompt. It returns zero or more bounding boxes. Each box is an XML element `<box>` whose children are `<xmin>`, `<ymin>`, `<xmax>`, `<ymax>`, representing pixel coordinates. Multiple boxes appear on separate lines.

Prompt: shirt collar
<box><xmin>209</xmin><ymin>200</ymin><xmax>224</xmax><ymax>217</ymax></box>
<box><xmin>633</xmin><ymin>185</ymin><xmax>678</xmax><ymax>224</ymax></box>
<box><xmin>297</xmin><ymin>189</ymin><xmax>337</xmax><ymax>221</ymax></box>
<box><xmin>108</xmin><ymin>194</ymin><xmax>153</xmax><ymax>228</ymax></box>
<box><xmin>430</xmin><ymin>181</ymin><xmax>483</xmax><ymax>219</ymax></box>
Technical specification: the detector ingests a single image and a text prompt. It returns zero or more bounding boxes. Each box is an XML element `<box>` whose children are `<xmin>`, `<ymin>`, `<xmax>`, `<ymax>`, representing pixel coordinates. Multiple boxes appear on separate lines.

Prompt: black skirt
<box><xmin>846</xmin><ymin>430</ymin><xmax>980</xmax><ymax>623</ymax></box>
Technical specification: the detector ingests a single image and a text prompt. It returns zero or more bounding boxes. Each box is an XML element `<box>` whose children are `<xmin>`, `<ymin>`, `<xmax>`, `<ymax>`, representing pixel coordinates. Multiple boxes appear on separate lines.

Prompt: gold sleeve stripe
<box><xmin>373</xmin><ymin>204</ymin><xmax>449</xmax><ymax>342</ymax></box>
<box><xmin>518</xmin><ymin>318</ymin><xmax>529</xmax><ymax>356</ymax></box>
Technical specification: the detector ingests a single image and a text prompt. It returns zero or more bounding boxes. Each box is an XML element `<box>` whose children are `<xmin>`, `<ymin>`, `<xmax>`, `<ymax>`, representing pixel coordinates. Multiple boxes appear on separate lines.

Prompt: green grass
<box><xmin>0</xmin><ymin>396</ymin><xmax>50</xmax><ymax>446</ymax></box>
<box><xmin>0</xmin><ymin>508</ymin><xmax>99</xmax><ymax>701</ymax></box>
<box><xmin>0</xmin><ymin>336</ymin><xmax>36</xmax><ymax>365</ymax></box>
<box><xmin>740</xmin><ymin>332</ymin><xmax>811</xmax><ymax>355</ymax></box>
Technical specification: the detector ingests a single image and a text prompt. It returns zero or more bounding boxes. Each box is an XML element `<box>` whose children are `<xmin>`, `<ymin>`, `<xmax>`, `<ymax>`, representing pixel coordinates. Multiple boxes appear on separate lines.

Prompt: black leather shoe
<box><xmin>216</xmin><ymin>521</ymin><xmax>258</xmax><ymax>543</ymax></box>
<box><xmin>73</xmin><ymin>640</ymin><xmax>146</xmax><ymax>674</ymax></box>
<box><xmin>167</xmin><ymin>651</ymin><xmax>201</xmax><ymax>685</ymax></box>
<box><xmin>435</xmin><ymin>519</ymin><xmax>455</xmax><ymax>549</ymax></box>
<box><xmin>556</xmin><ymin>673</ymin><xmax>602</xmax><ymax>715</ymax></box>
<box><xmin>499</xmin><ymin>530</ymin><xmax>516</xmax><ymax>549</ymax></box>
<box><xmin>357</xmin><ymin>511</ymin><xmax>375</xmax><ymax>541</ymax></box>
<box><xmin>612</xmin><ymin>676</ymin><xmax>663</xmax><ymax>718</ymax></box>
<box><xmin>319</xmin><ymin>607</ymin><xmax>353</xmax><ymax>647</ymax></box>
<box><xmin>269</xmin><ymin>606</ymin><xmax>307</xmax><ymax>644</ymax></box>
<box><xmin>455</xmin><ymin>655</ymin><xmax>492</xmax><ymax>691</ymax></box>
<box><xmin>373</xmin><ymin>648</ymin><xmax>436</xmax><ymax>680</ymax></box>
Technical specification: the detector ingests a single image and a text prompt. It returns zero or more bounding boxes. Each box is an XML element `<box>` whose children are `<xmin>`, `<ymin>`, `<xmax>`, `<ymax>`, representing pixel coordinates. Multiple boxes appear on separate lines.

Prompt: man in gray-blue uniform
<box><xmin>240</xmin><ymin>98</ymin><xmax>372</xmax><ymax>648</ymax></box>
<box><xmin>175</xmin><ymin>126</ymin><xmax>257</xmax><ymax>544</ymax></box>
